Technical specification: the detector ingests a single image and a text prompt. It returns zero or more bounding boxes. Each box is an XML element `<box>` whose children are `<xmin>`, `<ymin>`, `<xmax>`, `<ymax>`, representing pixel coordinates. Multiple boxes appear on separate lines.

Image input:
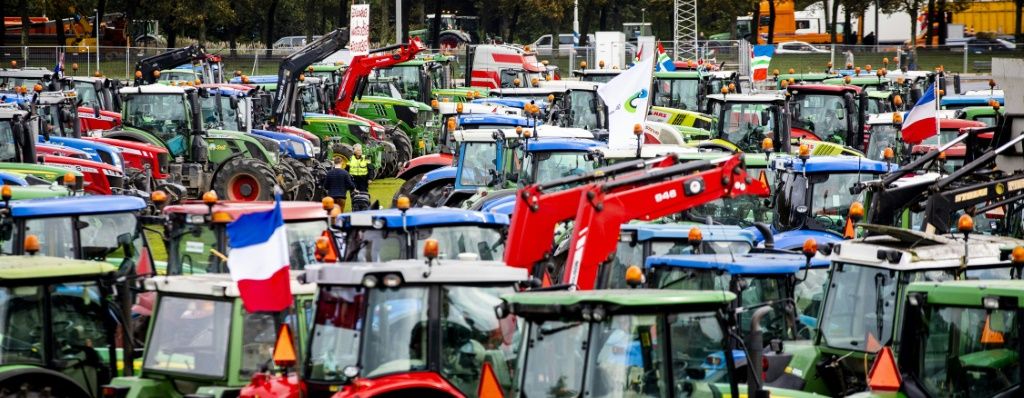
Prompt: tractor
<box><xmin>497</xmin><ymin>288</ymin><xmax>824</xmax><ymax>397</ymax></box>
<box><xmin>785</xmin><ymin>84</ymin><xmax>867</xmax><ymax>149</ymax></box>
<box><xmin>780</xmin><ymin>224</ymin><xmax>1024</xmax><ymax>396</ymax></box>
<box><xmin>156</xmin><ymin>196</ymin><xmax>338</xmax><ymax>275</ymax></box>
<box><xmin>244</xmin><ymin>255</ymin><xmax>529</xmax><ymax>397</ymax></box>
<box><xmin>102</xmin><ymin>273</ymin><xmax>316</xmax><ymax>397</ymax></box>
<box><xmin>0</xmin><ymin>257</ymin><xmax>130</xmax><ymax>397</ymax></box>
<box><xmin>333</xmin><ymin>205</ymin><xmax>509</xmax><ymax>262</ymax></box>
<box><xmin>0</xmin><ymin>195</ymin><xmax>155</xmax><ymax>276</ymax></box>
<box><xmin>105</xmin><ymin>84</ymin><xmax>282</xmax><ymax>201</ymax></box>
<box><xmin>849</xmin><ymin>279</ymin><xmax>1024</xmax><ymax>397</ymax></box>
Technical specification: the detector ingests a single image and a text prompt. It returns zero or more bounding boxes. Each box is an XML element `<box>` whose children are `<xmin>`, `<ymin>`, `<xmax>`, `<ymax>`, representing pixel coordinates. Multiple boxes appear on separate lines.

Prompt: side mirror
<box><xmin>229</xmin><ymin>96</ymin><xmax>239</xmax><ymax>110</ymax></box>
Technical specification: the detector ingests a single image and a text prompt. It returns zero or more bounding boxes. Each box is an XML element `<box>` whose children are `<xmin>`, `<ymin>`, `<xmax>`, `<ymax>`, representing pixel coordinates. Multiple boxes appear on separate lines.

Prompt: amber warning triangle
<box><xmin>478</xmin><ymin>362</ymin><xmax>505</xmax><ymax>398</ymax></box>
<box><xmin>273</xmin><ymin>323</ymin><xmax>297</xmax><ymax>367</ymax></box>
<box><xmin>867</xmin><ymin>346</ymin><xmax>902</xmax><ymax>391</ymax></box>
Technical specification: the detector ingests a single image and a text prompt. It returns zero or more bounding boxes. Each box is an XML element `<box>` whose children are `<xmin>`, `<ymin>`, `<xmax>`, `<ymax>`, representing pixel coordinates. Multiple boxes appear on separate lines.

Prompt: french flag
<box><xmin>901</xmin><ymin>84</ymin><xmax>938</xmax><ymax>144</ymax></box>
<box><xmin>226</xmin><ymin>194</ymin><xmax>293</xmax><ymax>312</ymax></box>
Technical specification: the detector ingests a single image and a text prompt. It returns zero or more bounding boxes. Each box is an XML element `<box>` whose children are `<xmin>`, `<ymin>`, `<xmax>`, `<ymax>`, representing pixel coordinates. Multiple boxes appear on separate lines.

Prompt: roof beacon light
<box><xmin>24</xmin><ymin>235</ymin><xmax>40</xmax><ymax>255</ymax></box>
<box><xmin>625</xmin><ymin>265</ymin><xmax>645</xmax><ymax>288</ymax></box>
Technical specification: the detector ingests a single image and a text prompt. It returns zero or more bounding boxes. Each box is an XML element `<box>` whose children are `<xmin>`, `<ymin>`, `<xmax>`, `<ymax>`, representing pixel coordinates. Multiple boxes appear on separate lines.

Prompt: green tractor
<box><xmin>0</xmin><ymin>256</ymin><xmax>128</xmax><ymax>397</ymax></box>
<box><xmin>496</xmin><ymin>289</ymin><xmax>827</xmax><ymax>397</ymax></box>
<box><xmin>375</xmin><ymin>55</ymin><xmax>480</xmax><ymax>103</ymax></box>
<box><xmin>849</xmin><ymin>279</ymin><xmax>1024</xmax><ymax>397</ymax></box>
<box><xmin>105</xmin><ymin>85</ymin><xmax>282</xmax><ymax>201</ymax></box>
<box><xmin>780</xmin><ymin>224</ymin><xmax>1024</xmax><ymax>396</ymax></box>
<box><xmin>103</xmin><ymin>273</ymin><xmax>316</xmax><ymax>397</ymax></box>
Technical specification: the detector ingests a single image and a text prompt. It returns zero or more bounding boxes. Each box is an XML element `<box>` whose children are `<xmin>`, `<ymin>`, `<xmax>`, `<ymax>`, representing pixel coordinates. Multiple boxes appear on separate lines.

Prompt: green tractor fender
<box><xmin>205</xmin><ymin>130</ymin><xmax>280</xmax><ymax>167</ymax></box>
<box><xmin>105</xmin><ymin>128</ymin><xmax>169</xmax><ymax>153</ymax></box>
<box><xmin>0</xmin><ymin>162</ymin><xmax>85</xmax><ymax>185</ymax></box>
<box><xmin>106</xmin><ymin>376</ymin><xmax>175</xmax><ymax>397</ymax></box>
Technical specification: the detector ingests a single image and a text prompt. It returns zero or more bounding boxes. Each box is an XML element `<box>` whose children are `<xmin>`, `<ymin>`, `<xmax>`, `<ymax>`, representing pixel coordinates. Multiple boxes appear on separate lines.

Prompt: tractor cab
<box><xmin>498</xmin><ymin>289</ymin><xmax>819</xmax><ymax>398</ymax></box>
<box><xmin>334</xmin><ymin>207</ymin><xmax>508</xmax><ymax>262</ymax></box>
<box><xmin>297</xmin><ymin>258</ymin><xmax>528</xmax><ymax>397</ymax></box>
<box><xmin>786</xmin><ymin>84</ymin><xmax>865</xmax><ymax>148</ymax></box>
<box><xmin>605</xmin><ymin>224</ymin><xmax>757</xmax><ymax>290</ymax></box>
<box><xmin>774</xmin><ymin>72</ymin><xmax>837</xmax><ymax>88</ymax></box>
<box><xmin>652</xmin><ymin>70</ymin><xmax>706</xmax><ymax>111</ymax></box>
<box><xmin>0</xmin><ymin>257</ymin><xmax>124</xmax><ymax>397</ymax></box>
<box><xmin>797</xmin><ymin>225</ymin><xmax>1024</xmax><ymax>396</ymax></box>
<box><xmin>864</xmin><ymin>112</ymin><xmax>905</xmax><ymax>162</ymax></box>
<box><xmin>706</xmin><ymin>70</ymin><xmax>741</xmax><ymax>96</ymax></box>
<box><xmin>956</xmin><ymin>105</ymin><xmax>1005</xmax><ymax>127</ymax></box>
<box><xmin>160</xmin><ymin>199</ymin><xmax>336</xmax><ymax>275</ymax></box>
<box><xmin>0</xmin><ymin>195</ymin><xmax>154</xmax><ymax>274</ymax></box>
<box><xmin>573</xmin><ymin>69</ymin><xmax>622</xmax><ymax>83</ymax></box>
<box><xmin>703</xmin><ymin>93</ymin><xmax>789</xmax><ymax>154</ymax></box>
<box><xmin>646</xmin><ymin>252</ymin><xmax>830</xmax><ymax>339</ymax></box>
<box><xmin>850</xmin><ymin>279</ymin><xmax>1024</xmax><ymax>398</ymax></box>
<box><xmin>452</xmin><ymin>134</ymin><xmax>604</xmax><ymax>209</ymax></box>
<box><xmin>941</xmin><ymin>93</ymin><xmax>1004</xmax><ymax>111</ymax></box>
<box><xmin>863</xmin><ymin>90</ymin><xmax>897</xmax><ymax>114</ymax></box>
<box><xmin>104</xmin><ymin>273</ymin><xmax>315</xmax><ymax>397</ymax></box>
<box><xmin>769</xmin><ymin>155</ymin><xmax>895</xmax><ymax>250</ymax></box>
<box><xmin>408</xmin><ymin>125</ymin><xmax>595</xmax><ymax>207</ymax></box>
<box><xmin>538</xmin><ymin>80</ymin><xmax>608</xmax><ymax>132</ymax></box>
<box><xmin>374</xmin><ymin>55</ymin><xmax>466</xmax><ymax>103</ymax></box>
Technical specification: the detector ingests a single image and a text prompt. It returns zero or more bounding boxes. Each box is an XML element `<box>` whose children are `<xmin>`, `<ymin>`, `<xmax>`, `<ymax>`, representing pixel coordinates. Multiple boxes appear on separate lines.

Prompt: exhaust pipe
<box><xmin>746</xmin><ymin>306</ymin><xmax>773</xmax><ymax>398</ymax></box>
<box><xmin>753</xmin><ymin>222</ymin><xmax>774</xmax><ymax>250</ymax></box>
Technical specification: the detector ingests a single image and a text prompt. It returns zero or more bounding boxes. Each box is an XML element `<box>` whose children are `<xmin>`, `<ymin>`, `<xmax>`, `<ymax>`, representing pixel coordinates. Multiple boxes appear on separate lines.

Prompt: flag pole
<box><xmin>934</xmin><ymin>77</ymin><xmax>940</xmax><ymax>146</ymax></box>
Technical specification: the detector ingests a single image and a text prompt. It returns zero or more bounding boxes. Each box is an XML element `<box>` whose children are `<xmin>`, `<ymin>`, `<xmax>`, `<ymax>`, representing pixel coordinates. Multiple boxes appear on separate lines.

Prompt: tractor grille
<box><xmin>158</xmin><ymin>153</ymin><xmax>171</xmax><ymax>175</ymax></box>
<box><xmin>394</xmin><ymin>105</ymin><xmax>417</xmax><ymax>127</ymax></box>
<box><xmin>107</xmin><ymin>174</ymin><xmax>125</xmax><ymax>190</ymax></box>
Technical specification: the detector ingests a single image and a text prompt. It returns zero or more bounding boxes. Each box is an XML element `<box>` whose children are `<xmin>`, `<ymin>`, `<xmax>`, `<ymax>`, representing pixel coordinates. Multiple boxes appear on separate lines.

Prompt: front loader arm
<box><xmin>134</xmin><ymin>45</ymin><xmax>206</xmax><ymax>85</ymax></box>
<box><xmin>332</xmin><ymin>38</ymin><xmax>425</xmax><ymax>115</ymax></box>
<box><xmin>504</xmin><ymin>155</ymin><xmax>684</xmax><ymax>271</ymax></box>
<box><xmin>271</xmin><ymin>28</ymin><xmax>350</xmax><ymax>126</ymax></box>
<box><xmin>561</xmin><ymin>154</ymin><xmax>771</xmax><ymax>290</ymax></box>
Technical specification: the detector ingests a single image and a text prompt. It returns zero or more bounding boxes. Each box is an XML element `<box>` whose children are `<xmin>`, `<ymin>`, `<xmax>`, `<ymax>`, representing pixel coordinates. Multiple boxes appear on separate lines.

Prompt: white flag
<box><xmin>598</xmin><ymin>46</ymin><xmax>654</xmax><ymax>150</ymax></box>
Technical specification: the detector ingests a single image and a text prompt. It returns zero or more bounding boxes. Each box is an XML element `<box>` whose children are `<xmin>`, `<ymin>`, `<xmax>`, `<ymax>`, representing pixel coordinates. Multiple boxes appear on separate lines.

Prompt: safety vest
<box><xmin>349</xmin><ymin>156</ymin><xmax>369</xmax><ymax>177</ymax></box>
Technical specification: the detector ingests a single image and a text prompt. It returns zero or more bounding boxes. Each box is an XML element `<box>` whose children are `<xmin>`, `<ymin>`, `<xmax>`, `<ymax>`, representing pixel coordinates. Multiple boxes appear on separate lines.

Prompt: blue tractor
<box><xmin>407</xmin><ymin>116</ymin><xmax>598</xmax><ymax>207</ymax></box>
<box><xmin>758</xmin><ymin>155</ymin><xmax>896</xmax><ymax>250</ymax></box>
<box><xmin>0</xmin><ymin>195</ymin><xmax>156</xmax><ymax>275</ymax></box>
<box><xmin>644</xmin><ymin>252</ymin><xmax>830</xmax><ymax>386</ymax></box>
<box><xmin>334</xmin><ymin>207</ymin><xmax>509</xmax><ymax>262</ymax></box>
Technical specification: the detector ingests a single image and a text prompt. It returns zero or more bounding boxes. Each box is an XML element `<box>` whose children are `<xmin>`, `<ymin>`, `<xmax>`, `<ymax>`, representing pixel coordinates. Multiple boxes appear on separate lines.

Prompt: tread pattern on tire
<box><xmin>214</xmin><ymin>157</ymin><xmax>277</xmax><ymax>201</ymax></box>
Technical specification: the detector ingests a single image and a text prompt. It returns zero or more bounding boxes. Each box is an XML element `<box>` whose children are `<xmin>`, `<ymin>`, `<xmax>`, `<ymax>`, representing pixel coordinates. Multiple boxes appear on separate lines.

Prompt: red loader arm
<box><xmin>504</xmin><ymin>155</ymin><xmax>684</xmax><ymax>273</ymax></box>
<box><xmin>332</xmin><ymin>38</ymin><xmax>425</xmax><ymax>115</ymax></box>
<box><xmin>562</xmin><ymin>154</ymin><xmax>770</xmax><ymax>290</ymax></box>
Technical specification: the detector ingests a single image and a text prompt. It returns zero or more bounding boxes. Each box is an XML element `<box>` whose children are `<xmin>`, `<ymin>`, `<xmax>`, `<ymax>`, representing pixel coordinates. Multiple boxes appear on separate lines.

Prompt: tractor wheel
<box><xmin>391</xmin><ymin>130</ymin><xmax>414</xmax><ymax>165</ymax></box>
<box><xmin>0</xmin><ymin>368</ymin><xmax>91</xmax><ymax>397</ymax></box>
<box><xmin>438</xmin><ymin>33</ymin><xmax>466</xmax><ymax>51</ymax></box>
<box><xmin>277</xmin><ymin>159</ymin><xmax>299</xmax><ymax>199</ymax></box>
<box><xmin>413</xmin><ymin>182</ymin><xmax>453</xmax><ymax>208</ymax></box>
<box><xmin>282</xmin><ymin>157</ymin><xmax>316</xmax><ymax>201</ymax></box>
<box><xmin>393</xmin><ymin>172</ymin><xmax>425</xmax><ymax>206</ymax></box>
<box><xmin>214</xmin><ymin>157</ymin><xmax>277</xmax><ymax>201</ymax></box>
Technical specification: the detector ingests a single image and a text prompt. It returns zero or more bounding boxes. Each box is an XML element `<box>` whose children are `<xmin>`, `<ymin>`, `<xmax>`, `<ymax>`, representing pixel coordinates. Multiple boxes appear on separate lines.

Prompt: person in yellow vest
<box><xmin>347</xmin><ymin>144</ymin><xmax>373</xmax><ymax>210</ymax></box>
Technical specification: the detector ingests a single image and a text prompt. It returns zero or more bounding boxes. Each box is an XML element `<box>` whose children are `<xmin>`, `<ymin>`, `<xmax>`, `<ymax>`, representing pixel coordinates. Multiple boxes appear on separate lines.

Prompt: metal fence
<box><xmin>2</xmin><ymin>41</ymin><xmax>1020</xmax><ymax>82</ymax></box>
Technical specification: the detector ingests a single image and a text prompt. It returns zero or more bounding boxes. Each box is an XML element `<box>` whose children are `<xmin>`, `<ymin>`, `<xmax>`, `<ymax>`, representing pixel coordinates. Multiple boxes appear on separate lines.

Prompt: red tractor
<box><xmin>504</xmin><ymin>152</ymin><xmax>771</xmax><ymax>290</ymax></box>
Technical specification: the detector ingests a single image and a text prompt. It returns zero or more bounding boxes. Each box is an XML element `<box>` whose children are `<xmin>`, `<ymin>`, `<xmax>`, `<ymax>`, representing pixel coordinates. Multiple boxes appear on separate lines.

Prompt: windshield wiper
<box><xmin>539</xmin><ymin>322</ymin><xmax>583</xmax><ymax>337</ymax></box>
<box><xmin>873</xmin><ymin>273</ymin><xmax>887</xmax><ymax>341</ymax></box>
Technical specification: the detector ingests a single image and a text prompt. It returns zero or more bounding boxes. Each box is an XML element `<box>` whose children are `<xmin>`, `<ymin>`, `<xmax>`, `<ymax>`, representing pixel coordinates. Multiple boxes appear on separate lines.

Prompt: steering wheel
<box><xmin>813</xmin><ymin>215</ymin><xmax>839</xmax><ymax>230</ymax></box>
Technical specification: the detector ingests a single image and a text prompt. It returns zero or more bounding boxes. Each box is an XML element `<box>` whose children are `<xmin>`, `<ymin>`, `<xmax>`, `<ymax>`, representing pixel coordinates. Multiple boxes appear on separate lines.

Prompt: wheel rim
<box><xmin>229</xmin><ymin>174</ymin><xmax>261</xmax><ymax>201</ymax></box>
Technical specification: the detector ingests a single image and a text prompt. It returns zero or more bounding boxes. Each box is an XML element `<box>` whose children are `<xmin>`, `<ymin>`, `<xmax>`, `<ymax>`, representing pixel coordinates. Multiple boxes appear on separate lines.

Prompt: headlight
<box><xmin>303</xmin><ymin>140</ymin><xmax>314</xmax><ymax>155</ymax></box>
<box><xmin>358</xmin><ymin>125</ymin><xmax>370</xmax><ymax>133</ymax></box>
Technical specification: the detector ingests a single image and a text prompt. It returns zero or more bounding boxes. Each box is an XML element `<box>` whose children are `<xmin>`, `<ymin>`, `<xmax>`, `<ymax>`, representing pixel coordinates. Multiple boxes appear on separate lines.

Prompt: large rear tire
<box><xmin>281</xmin><ymin>157</ymin><xmax>316</xmax><ymax>201</ymax></box>
<box><xmin>413</xmin><ymin>182</ymin><xmax>453</xmax><ymax>208</ymax></box>
<box><xmin>391</xmin><ymin>130</ymin><xmax>414</xmax><ymax>165</ymax></box>
<box><xmin>392</xmin><ymin>172</ymin><xmax>425</xmax><ymax>206</ymax></box>
<box><xmin>214</xmin><ymin>157</ymin><xmax>277</xmax><ymax>201</ymax></box>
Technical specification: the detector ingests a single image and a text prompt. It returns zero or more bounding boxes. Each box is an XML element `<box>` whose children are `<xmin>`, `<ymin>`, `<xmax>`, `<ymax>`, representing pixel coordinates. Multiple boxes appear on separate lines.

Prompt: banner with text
<box><xmin>350</xmin><ymin>4</ymin><xmax>370</xmax><ymax>56</ymax></box>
